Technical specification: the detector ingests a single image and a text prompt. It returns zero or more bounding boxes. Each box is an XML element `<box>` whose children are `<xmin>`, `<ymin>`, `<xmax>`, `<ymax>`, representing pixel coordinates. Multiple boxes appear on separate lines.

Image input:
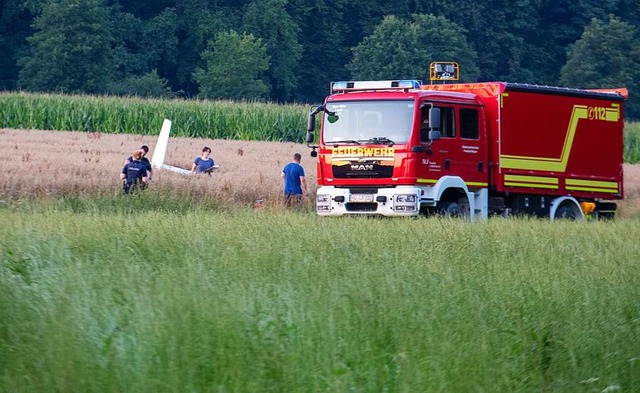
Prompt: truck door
<box><xmin>420</xmin><ymin>104</ymin><xmax>487</xmax><ymax>187</ymax></box>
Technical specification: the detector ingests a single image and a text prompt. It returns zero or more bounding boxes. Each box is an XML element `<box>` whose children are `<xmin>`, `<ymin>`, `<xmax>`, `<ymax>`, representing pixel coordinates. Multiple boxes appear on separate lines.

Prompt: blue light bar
<box><xmin>397</xmin><ymin>80</ymin><xmax>421</xmax><ymax>89</ymax></box>
<box><xmin>331</xmin><ymin>80</ymin><xmax>421</xmax><ymax>93</ymax></box>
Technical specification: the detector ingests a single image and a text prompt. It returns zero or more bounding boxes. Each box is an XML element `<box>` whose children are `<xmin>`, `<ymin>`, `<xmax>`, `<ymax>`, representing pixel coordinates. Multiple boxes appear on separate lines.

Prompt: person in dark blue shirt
<box><xmin>124</xmin><ymin>145</ymin><xmax>153</xmax><ymax>182</ymax></box>
<box><xmin>191</xmin><ymin>146</ymin><xmax>216</xmax><ymax>175</ymax></box>
<box><xmin>281</xmin><ymin>153</ymin><xmax>307</xmax><ymax>207</ymax></box>
<box><xmin>121</xmin><ymin>150</ymin><xmax>149</xmax><ymax>194</ymax></box>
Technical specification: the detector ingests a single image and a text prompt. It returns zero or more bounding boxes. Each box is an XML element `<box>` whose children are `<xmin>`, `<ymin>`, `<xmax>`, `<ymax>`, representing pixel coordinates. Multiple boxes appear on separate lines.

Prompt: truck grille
<box><xmin>345</xmin><ymin>202</ymin><xmax>378</xmax><ymax>212</ymax></box>
<box><xmin>332</xmin><ymin>163</ymin><xmax>393</xmax><ymax>178</ymax></box>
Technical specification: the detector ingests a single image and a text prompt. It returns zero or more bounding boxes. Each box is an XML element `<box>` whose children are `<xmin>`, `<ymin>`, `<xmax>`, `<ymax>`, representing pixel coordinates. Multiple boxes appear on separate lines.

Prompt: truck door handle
<box><xmin>445</xmin><ymin>159</ymin><xmax>450</xmax><ymax>169</ymax></box>
<box><xmin>478</xmin><ymin>162</ymin><xmax>483</xmax><ymax>172</ymax></box>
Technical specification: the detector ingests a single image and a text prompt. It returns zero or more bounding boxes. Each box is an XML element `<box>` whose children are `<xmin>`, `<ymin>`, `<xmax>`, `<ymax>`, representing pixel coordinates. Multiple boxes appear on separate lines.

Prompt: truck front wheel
<box><xmin>438</xmin><ymin>201</ymin><xmax>464</xmax><ymax>218</ymax></box>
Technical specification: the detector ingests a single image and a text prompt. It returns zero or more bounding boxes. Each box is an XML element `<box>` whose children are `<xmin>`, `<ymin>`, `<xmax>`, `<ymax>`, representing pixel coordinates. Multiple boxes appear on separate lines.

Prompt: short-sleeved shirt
<box><xmin>194</xmin><ymin>157</ymin><xmax>215</xmax><ymax>173</ymax></box>
<box><xmin>127</xmin><ymin>156</ymin><xmax>152</xmax><ymax>173</ymax></box>
<box><xmin>122</xmin><ymin>160</ymin><xmax>148</xmax><ymax>184</ymax></box>
<box><xmin>282</xmin><ymin>162</ymin><xmax>305</xmax><ymax>195</ymax></box>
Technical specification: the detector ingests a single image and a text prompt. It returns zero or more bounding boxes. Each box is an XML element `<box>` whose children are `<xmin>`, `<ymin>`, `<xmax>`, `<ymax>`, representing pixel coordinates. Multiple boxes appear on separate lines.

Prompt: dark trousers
<box><xmin>284</xmin><ymin>193</ymin><xmax>302</xmax><ymax>207</ymax></box>
<box><xmin>123</xmin><ymin>182</ymin><xmax>141</xmax><ymax>195</ymax></box>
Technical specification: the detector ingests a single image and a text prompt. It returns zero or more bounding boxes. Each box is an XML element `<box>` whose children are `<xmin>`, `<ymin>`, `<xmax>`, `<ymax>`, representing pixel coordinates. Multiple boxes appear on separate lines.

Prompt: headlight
<box><xmin>317</xmin><ymin>194</ymin><xmax>330</xmax><ymax>204</ymax></box>
<box><xmin>396</xmin><ymin>195</ymin><xmax>416</xmax><ymax>203</ymax></box>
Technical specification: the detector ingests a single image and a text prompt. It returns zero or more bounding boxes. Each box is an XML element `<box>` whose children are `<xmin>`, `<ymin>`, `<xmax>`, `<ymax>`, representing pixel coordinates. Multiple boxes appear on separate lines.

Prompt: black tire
<box><xmin>438</xmin><ymin>201</ymin><xmax>465</xmax><ymax>218</ymax></box>
<box><xmin>554</xmin><ymin>205</ymin><xmax>577</xmax><ymax>220</ymax></box>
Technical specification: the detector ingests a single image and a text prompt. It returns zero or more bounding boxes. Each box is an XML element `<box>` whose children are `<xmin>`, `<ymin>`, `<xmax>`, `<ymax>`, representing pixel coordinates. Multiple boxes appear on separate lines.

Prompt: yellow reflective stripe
<box><xmin>504</xmin><ymin>174</ymin><xmax>558</xmax><ymax>184</ymax></box>
<box><xmin>504</xmin><ymin>181</ymin><xmax>559</xmax><ymax>190</ymax></box>
<box><xmin>465</xmin><ymin>181</ymin><xmax>488</xmax><ymax>187</ymax></box>
<box><xmin>565</xmin><ymin>178</ymin><xmax>617</xmax><ymax>188</ymax></box>
<box><xmin>500</xmin><ymin>103</ymin><xmax>620</xmax><ymax>172</ymax></box>
<box><xmin>500</xmin><ymin>93</ymin><xmax>509</xmax><ymax>108</ymax></box>
<box><xmin>500</xmin><ymin>158</ymin><xmax>564</xmax><ymax>171</ymax></box>
<box><xmin>606</xmin><ymin>104</ymin><xmax>620</xmax><ymax>121</ymax></box>
<box><xmin>565</xmin><ymin>179</ymin><xmax>618</xmax><ymax>194</ymax></box>
<box><xmin>417</xmin><ymin>178</ymin><xmax>488</xmax><ymax>187</ymax></box>
<box><xmin>566</xmin><ymin>186</ymin><xmax>618</xmax><ymax>193</ymax></box>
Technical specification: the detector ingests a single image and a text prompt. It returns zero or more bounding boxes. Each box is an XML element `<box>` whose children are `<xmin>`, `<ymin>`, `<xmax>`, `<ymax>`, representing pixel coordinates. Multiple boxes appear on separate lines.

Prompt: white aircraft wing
<box><xmin>161</xmin><ymin>164</ymin><xmax>192</xmax><ymax>176</ymax></box>
<box><xmin>150</xmin><ymin>118</ymin><xmax>220</xmax><ymax>176</ymax></box>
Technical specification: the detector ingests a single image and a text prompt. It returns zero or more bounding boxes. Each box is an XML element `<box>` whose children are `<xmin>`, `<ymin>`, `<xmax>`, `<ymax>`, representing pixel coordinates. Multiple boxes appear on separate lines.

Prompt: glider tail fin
<box><xmin>151</xmin><ymin>118</ymin><xmax>172</xmax><ymax>168</ymax></box>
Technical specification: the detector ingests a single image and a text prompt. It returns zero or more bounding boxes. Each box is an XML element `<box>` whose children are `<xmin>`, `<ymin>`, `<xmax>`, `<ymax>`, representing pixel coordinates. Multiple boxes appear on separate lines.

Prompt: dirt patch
<box><xmin>1</xmin><ymin>128</ymin><xmax>639</xmax><ymax>218</ymax></box>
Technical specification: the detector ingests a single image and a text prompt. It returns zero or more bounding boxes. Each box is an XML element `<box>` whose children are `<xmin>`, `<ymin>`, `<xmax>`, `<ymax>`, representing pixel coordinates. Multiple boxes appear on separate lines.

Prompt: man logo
<box><xmin>351</xmin><ymin>164</ymin><xmax>374</xmax><ymax>171</ymax></box>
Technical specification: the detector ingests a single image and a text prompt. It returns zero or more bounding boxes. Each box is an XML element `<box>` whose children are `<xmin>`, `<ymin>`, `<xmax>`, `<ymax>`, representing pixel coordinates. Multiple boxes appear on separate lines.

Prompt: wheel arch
<box><xmin>550</xmin><ymin>196</ymin><xmax>584</xmax><ymax>221</ymax></box>
<box><xmin>425</xmin><ymin>176</ymin><xmax>474</xmax><ymax>216</ymax></box>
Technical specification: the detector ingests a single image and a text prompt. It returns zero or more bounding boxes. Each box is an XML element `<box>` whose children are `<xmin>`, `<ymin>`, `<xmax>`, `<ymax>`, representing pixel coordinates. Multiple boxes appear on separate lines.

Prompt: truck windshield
<box><xmin>323</xmin><ymin>100</ymin><xmax>415</xmax><ymax>144</ymax></box>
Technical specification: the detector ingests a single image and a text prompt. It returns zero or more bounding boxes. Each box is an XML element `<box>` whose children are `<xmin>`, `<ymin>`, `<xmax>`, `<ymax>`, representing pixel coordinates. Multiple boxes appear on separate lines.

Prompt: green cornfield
<box><xmin>2</xmin><ymin>91</ymin><xmax>640</xmax><ymax>163</ymax></box>
<box><xmin>0</xmin><ymin>91</ymin><xmax>310</xmax><ymax>142</ymax></box>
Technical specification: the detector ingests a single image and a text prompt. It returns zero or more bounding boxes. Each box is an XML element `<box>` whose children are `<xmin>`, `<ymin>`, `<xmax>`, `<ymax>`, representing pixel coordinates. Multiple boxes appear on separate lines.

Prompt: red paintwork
<box><xmin>317</xmin><ymin>82</ymin><xmax>626</xmax><ymax>200</ymax></box>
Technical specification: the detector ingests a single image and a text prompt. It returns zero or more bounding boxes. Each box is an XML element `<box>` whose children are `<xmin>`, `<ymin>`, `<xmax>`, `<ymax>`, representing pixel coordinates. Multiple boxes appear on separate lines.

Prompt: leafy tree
<box><xmin>243</xmin><ymin>0</ymin><xmax>302</xmax><ymax>101</ymax></box>
<box><xmin>560</xmin><ymin>15</ymin><xmax>640</xmax><ymax>118</ymax></box>
<box><xmin>348</xmin><ymin>14</ymin><xmax>479</xmax><ymax>82</ymax></box>
<box><xmin>141</xmin><ymin>8</ymin><xmax>179</xmax><ymax>83</ymax></box>
<box><xmin>526</xmin><ymin>0</ymin><xmax>619</xmax><ymax>84</ymax></box>
<box><xmin>0</xmin><ymin>0</ymin><xmax>39</xmax><ymax>89</ymax></box>
<box><xmin>113</xmin><ymin>0</ymin><xmax>174</xmax><ymax>20</ymax></box>
<box><xmin>411</xmin><ymin>0</ymin><xmax>538</xmax><ymax>83</ymax></box>
<box><xmin>173</xmin><ymin>1</ymin><xmax>242</xmax><ymax>95</ymax></box>
<box><xmin>110</xmin><ymin>9</ymin><xmax>148</xmax><ymax>79</ymax></box>
<box><xmin>107</xmin><ymin>69</ymin><xmax>177</xmax><ymax>98</ymax></box>
<box><xmin>193</xmin><ymin>31</ymin><xmax>270</xmax><ymax>100</ymax></box>
<box><xmin>287</xmin><ymin>0</ymin><xmax>351</xmax><ymax>103</ymax></box>
<box><xmin>17</xmin><ymin>0</ymin><xmax>115</xmax><ymax>93</ymax></box>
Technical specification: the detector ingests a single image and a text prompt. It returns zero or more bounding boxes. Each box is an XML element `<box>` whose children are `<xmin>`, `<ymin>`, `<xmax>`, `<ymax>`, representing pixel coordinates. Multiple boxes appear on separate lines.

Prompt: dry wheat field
<box><xmin>1</xmin><ymin>128</ymin><xmax>639</xmax><ymax>217</ymax></box>
<box><xmin>0</xmin><ymin>128</ymin><xmax>317</xmax><ymax>207</ymax></box>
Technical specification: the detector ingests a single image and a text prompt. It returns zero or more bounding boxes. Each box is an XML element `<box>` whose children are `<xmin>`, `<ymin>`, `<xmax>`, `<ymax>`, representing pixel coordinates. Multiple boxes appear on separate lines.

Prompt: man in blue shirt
<box><xmin>281</xmin><ymin>153</ymin><xmax>307</xmax><ymax>207</ymax></box>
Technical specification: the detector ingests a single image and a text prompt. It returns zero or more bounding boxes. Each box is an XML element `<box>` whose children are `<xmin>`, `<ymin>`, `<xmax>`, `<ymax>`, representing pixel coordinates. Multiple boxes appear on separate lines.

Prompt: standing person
<box><xmin>281</xmin><ymin>153</ymin><xmax>307</xmax><ymax>207</ymax></box>
<box><xmin>121</xmin><ymin>150</ymin><xmax>149</xmax><ymax>194</ymax></box>
<box><xmin>124</xmin><ymin>145</ymin><xmax>153</xmax><ymax>181</ymax></box>
<box><xmin>191</xmin><ymin>146</ymin><xmax>216</xmax><ymax>175</ymax></box>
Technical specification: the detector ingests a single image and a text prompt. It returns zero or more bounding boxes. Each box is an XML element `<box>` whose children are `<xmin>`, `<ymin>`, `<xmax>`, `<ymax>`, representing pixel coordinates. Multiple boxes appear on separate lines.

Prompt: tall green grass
<box><xmin>624</xmin><ymin>121</ymin><xmax>640</xmax><ymax>163</ymax></box>
<box><xmin>0</xmin><ymin>92</ymin><xmax>309</xmax><ymax>142</ymax></box>
<box><xmin>1</xmin><ymin>205</ymin><xmax>639</xmax><ymax>392</ymax></box>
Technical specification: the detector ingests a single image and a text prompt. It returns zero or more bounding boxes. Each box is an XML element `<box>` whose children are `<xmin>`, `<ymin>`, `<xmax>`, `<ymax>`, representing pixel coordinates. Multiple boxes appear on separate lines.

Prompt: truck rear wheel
<box><xmin>554</xmin><ymin>205</ymin><xmax>577</xmax><ymax>220</ymax></box>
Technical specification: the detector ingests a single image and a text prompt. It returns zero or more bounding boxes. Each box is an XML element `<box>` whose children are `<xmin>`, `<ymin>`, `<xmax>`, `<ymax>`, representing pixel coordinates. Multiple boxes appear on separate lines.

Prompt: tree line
<box><xmin>1</xmin><ymin>0</ymin><xmax>639</xmax><ymax>117</ymax></box>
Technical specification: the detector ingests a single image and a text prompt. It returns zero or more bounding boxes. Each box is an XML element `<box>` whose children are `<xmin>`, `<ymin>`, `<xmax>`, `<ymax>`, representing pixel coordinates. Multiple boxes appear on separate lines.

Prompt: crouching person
<box><xmin>121</xmin><ymin>150</ymin><xmax>149</xmax><ymax>194</ymax></box>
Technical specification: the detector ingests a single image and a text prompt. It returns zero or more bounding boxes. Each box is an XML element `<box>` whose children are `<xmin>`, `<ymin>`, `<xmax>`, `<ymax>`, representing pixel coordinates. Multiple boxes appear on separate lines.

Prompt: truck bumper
<box><xmin>315</xmin><ymin>186</ymin><xmax>421</xmax><ymax>216</ymax></box>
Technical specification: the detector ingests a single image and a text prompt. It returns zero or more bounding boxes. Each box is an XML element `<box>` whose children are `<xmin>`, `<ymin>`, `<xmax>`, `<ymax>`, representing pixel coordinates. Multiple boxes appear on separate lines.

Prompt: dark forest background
<box><xmin>1</xmin><ymin>0</ymin><xmax>639</xmax><ymax>117</ymax></box>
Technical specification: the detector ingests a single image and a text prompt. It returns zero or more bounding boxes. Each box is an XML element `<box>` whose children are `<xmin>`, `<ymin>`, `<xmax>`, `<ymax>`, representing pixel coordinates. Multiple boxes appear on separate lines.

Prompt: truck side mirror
<box><xmin>306</xmin><ymin>131</ymin><xmax>314</xmax><ymax>144</ymax></box>
<box><xmin>429</xmin><ymin>107</ymin><xmax>441</xmax><ymax>130</ymax></box>
<box><xmin>307</xmin><ymin>112</ymin><xmax>316</xmax><ymax>132</ymax></box>
<box><xmin>429</xmin><ymin>130</ymin><xmax>441</xmax><ymax>141</ymax></box>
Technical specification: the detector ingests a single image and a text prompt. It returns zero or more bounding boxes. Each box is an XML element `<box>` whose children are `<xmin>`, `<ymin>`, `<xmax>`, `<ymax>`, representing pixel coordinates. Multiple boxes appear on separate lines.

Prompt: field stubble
<box><xmin>1</xmin><ymin>128</ymin><xmax>639</xmax><ymax>217</ymax></box>
<box><xmin>0</xmin><ymin>128</ymin><xmax>316</xmax><ymax>208</ymax></box>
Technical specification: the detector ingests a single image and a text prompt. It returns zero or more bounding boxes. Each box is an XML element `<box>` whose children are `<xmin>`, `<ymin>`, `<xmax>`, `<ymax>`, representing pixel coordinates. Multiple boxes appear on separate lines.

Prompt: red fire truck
<box><xmin>305</xmin><ymin>75</ymin><xmax>627</xmax><ymax>220</ymax></box>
